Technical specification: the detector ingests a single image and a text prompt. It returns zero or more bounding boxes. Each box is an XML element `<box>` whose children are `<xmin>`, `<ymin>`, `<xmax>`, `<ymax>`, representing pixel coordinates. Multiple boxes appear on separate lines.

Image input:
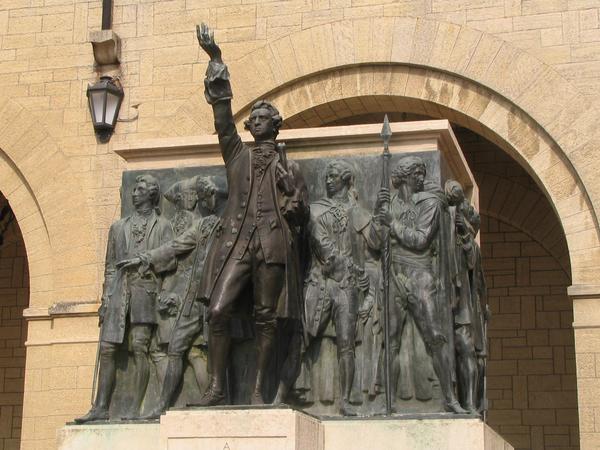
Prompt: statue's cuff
<box><xmin>204</xmin><ymin>61</ymin><xmax>233</xmax><ymax>104</ymax></box>
<box><xmin>205</xmin><ymin>61</ymin><xmax>230</xmax><ymax>81</ymax></box>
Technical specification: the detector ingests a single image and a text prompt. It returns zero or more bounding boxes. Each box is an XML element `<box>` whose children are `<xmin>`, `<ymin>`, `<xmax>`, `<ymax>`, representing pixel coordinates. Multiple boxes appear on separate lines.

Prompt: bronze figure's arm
<box><xmin>98</xmin><ymin>222</ymin><xmax>119</xmax><ymax>325</ymax></box>
<box><xmin>197</xmin><ymin>23</ymin><xmax>242</xmax><ymax>164</ymax></box>
<box><xmin>117</xmin><ymin>222</ymin><xmax>201</xmax><ymax>274</ymax></box>
<box><xmin>392</xmin><ymin>198</ymin><xmax>441</xmax><ymax>251</ymax></box>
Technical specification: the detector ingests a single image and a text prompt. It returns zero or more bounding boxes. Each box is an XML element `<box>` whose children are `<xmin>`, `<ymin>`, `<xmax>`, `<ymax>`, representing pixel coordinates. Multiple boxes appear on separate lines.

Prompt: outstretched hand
<box><xmin>196</xmin><ymin>23</ymin><xmax>222</xmax><ymax>61</ymax></box>
<box><xmin>116</xmin><ymin>257</ymin><xmax>142</xmax><ymax>270</ymax></box>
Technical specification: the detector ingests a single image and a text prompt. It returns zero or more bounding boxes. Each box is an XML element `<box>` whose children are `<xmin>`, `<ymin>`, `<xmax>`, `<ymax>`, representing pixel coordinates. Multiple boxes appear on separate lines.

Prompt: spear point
<box><xmin>381</xmin><ymin>114</ymin><xmax>392</xmax><ymax>149</ymax></box>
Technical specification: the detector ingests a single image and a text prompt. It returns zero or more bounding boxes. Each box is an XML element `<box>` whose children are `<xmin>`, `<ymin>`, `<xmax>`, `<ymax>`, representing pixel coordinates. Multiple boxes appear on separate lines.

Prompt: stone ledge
<box><xmin>568</xmin><ymin>284</ymin><xmax>600</xmax><ymax>298</ymax></box>
<box><xmin>24</xmin><ymin>301</ymin><xmax>99</xmax><ymax>320</ymax></box>
<box><xmin>58</xmin><ymin>407</ymin><xmax>513</xmax><ymax>450</ymax></box>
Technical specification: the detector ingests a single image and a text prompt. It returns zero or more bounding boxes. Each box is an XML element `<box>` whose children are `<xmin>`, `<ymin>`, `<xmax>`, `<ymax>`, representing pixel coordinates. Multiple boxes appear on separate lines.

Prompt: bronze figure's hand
<box><xmin>97</xmin><ymin>303</ymin><xmax>107</xmax><ymax>326</ymax></box>
<box><xmin>358</xmin><ymin>271</ymin><xmax>370</xmax><ymax>292</ymax></box>
<box><xmin>276</xmin><ymin>162</ymin><xmax>295</xmax><ymax>195</ymax></box>
<box><xmin>196</xmin><ymin>23</ymin><xmax>222</xmax><ymax>61</ymax></box>
<box><xmin>116</xmin><ymin>257</ymin><xmax>142</xmax><ymax>270</ymax></box>
<box><xmin>378</xmin><ymin>209</ymin><xmax>392</xmax><ymax>227</ymax></box>
<box><xmin>375</xmin><ymin>188</ymin><xmax>390</xmax><ymax>209</ymax></box>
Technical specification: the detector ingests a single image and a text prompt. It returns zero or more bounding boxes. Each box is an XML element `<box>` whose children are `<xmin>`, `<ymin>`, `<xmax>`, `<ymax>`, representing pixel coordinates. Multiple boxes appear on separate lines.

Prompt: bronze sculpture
<box><xmin>76</xmin><ymin>175</ymin><xmax>174</xmax><ymax>423</ymax></box>
<box><xmin>118</xmin><ymin>176</ymin><xmax>220</xmax><ymax>418</ymax></box>
<box><xmin>302</xmin><ymin>160</ymin><xmax>380</xmax><ymax>416</ymax></box>
<box><xmin>161</xmin><ymin>176</ymin><xmax>215</xmax><ymax>398</ymax></box>
<box><xmin>73</xmin><ymin>24</ymin><xmax>491</xmax><ymax>421</ymax></box>
<box><xmin>378</xmin><ymin>156</ymin><xmax>467</xmax><ymax>414</ymax></box>
<box><xmin>446</xmin><ymin>180</ymin><xmax>488</xmax><ymax>414</ymax></box>
<box><xmin>194</xmin><ymin>23</ymin><xmax>308</xmax><ymax>406</ymax></box>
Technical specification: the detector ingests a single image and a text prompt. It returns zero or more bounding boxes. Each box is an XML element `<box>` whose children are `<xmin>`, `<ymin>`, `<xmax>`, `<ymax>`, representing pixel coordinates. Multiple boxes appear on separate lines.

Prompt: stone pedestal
<box><xmin>58</xmin><ymin>408</ymin><xmax>513</xmax><ymax>450</ymax></box>
<box><xmin>160</xmin><ymin>406</ymin><xmax>320</xmax><ymax>450</ymax></box>
<box><xmin>319</xmin><ymin>416</ymin><xmax>512</xmax><ymax>450</ymax></box>
<box><xmin>58</xmin><ymin>423</ymin><xmax>160</xmax><ymax>450</ymax></box>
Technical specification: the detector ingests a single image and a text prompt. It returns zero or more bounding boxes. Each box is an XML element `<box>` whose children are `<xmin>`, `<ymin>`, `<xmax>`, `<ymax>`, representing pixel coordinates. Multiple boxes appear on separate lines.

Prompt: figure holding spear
<box><xmin>377</xmin><ymin>149</ymin><xmax>467</xmax><ymax>414</ymax></box>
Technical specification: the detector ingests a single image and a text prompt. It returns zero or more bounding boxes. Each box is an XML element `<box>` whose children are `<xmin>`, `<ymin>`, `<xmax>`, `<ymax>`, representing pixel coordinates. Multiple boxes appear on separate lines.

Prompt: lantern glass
<box><xmin>86</xmin><ymin>76</ymin><xmax>124</xmax><ymax>142</ymax></box>
<box><xmin>105</xmin><ymin>91</ymin><xmax>120</xmax><ymax>126</ymax></box>
<box><xmin>91</xmin><ymin>91</ymin><xmax>105</xmax><ymax>124</ymax></box>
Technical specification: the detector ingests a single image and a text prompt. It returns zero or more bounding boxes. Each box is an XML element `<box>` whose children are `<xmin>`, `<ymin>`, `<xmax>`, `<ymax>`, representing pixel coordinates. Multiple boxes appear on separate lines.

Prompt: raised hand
<box><xmin>196</xmin><ymin>23</ymin><xmax>222</xmax><ymax>62</ymax></box>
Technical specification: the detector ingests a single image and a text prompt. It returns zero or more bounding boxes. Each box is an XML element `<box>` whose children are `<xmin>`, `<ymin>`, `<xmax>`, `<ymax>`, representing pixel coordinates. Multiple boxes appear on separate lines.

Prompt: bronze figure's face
<box><xmin>407</xmin><ymin>166</ymin><xmax>426</xmax><ymax>193</ymax></box>
<box><xmin>200</xmin><ymin>189</ymin><xmax>217</xmax><ymax>213</ymax></box>
<box><xmin>247</xmin><ymin>107</ymin><xmax>276</xmax><ymax>140</ymax></box>
<box><xmin>392</xmin><ymin>157</ymin><xmax>426</xmax><ymax>194</ymax></box>
<box><xmin>178</xmin><ymin>188</ymin><xmax>198</xmax><ymax>211</ymax></box>
<box><xmin>132</xmin><ymin>181</ymin><xmax>153</xmax><ymax>209</ymax></box>
<box><xmin>325</xmin><ymin>167</ymin><xmax>346</xmax><ymax>197</ymax></box>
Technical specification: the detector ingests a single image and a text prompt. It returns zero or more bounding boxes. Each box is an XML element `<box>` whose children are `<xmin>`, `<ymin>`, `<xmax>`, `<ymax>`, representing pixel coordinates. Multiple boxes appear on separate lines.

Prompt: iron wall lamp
<box><xmin>87</xmin><ymin>76</ymin><xmax>124</xmax><ymax>143</ymax></box>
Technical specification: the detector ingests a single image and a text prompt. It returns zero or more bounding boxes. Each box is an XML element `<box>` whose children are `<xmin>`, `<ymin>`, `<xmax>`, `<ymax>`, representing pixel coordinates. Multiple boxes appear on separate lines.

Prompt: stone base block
<box><xmin>58</xmin><ymin>423</ymin><xmax>160</xmax><ymax>450</ymax></box>
<box><xmin>319</xmin><ymin>416</ymin><xmax>512</xmax><ymax>450</ymax></box>
<box><xmin>58</xmin><ymin>407</ymin><xmax>513</xmax><ymax>450</ymax></box>
<box><xmin>161</xmin><ymin>406</ymin><xmax>320</xmax><ymax>450</ymax></box>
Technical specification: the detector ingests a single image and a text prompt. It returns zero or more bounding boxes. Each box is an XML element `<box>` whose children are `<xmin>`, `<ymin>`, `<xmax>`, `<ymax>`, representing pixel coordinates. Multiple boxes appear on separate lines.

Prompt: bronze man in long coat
<box><xmin>76</xmin><ymin>174</ymin><xmax>174</xmax><ymax>422</ymax></box>
<box><xmin>196</xmin><ymin>24</ymin><xmax>308</xmax><ymax>405</ymax></box>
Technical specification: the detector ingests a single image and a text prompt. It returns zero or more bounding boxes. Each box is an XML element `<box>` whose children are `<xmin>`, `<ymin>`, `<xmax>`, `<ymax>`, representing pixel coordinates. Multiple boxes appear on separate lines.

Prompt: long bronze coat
<box><xmin>198</xmin><ymin>60</ymin><xmax>308</xmax><ymax>319</ymax></box>
<box><xmin>100</xmin><ymin>212</ymin><xmax>174</xmax><ymax>344</ymax></box>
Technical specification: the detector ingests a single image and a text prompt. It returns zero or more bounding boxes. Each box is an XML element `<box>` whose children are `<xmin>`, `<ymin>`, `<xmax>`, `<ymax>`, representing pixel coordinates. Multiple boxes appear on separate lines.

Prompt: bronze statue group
<box><xmin>75</xmin><ymin>24</ymin><xmax>488</xmax><ymax>423</ymax></box>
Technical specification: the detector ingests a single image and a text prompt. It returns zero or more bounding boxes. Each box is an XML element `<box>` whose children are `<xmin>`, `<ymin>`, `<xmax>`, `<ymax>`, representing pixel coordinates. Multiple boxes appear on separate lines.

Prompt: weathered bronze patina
<box><xmin>75</xmin><ymin>24</ymin><xmax>489</xmax><ymax>422</ymax></box>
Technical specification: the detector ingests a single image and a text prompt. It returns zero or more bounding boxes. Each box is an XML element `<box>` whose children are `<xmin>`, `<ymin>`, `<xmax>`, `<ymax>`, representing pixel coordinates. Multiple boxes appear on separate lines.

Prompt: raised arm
<box><xmin>197</xmin><ymin>23</ymin><xmax>242</xmax><ymax>164</ymax></box>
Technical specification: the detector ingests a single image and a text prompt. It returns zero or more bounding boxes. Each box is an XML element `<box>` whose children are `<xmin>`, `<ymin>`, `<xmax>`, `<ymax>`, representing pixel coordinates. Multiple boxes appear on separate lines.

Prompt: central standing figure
<box><xmin>196</xmin><ymin>24</ymin><xmax>308</xmax><ymax>406</ymax></box>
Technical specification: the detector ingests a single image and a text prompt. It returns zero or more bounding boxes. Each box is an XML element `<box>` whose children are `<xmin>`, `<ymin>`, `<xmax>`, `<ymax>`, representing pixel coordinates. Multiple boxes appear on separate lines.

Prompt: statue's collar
<box><xmin>252</xmin><ymin>139</ymin><xmax>276</xmax><ymax>151</ymax></box>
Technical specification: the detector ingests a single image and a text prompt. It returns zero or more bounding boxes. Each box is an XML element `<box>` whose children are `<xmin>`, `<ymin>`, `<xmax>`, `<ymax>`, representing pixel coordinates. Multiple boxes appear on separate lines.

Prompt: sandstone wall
<box><xmin>1</xmin><ymin>1</ymin><xmax>599</xmax><ymax>449</ymax></box>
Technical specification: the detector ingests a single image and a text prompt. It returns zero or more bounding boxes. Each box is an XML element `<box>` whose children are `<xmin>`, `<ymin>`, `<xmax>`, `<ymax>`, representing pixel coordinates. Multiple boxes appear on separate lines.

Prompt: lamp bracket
<box><xmin>90</xmin><ymin>30</ymin><xmax>121</xmax><ymax>66</ymax></box>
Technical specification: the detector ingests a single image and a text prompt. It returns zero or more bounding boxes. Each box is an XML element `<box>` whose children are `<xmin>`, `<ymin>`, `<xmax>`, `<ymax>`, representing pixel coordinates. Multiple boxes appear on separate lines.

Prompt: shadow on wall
<box><xmin>0</xmin><ymin>193</ymin><xmax>28</xmax><ymax>450</ymax></box>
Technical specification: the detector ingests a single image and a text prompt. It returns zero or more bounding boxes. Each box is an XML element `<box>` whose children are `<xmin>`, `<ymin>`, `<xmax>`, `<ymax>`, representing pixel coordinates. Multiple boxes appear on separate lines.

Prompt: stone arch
<box><xmin>258</xmin><ymin>65</ymin><xmax>593</xmax><ymax>281</ymax></box>
<box><xmin>0</xmin><ymin>98</ymin><xmax>97</xmax><ymax>308</ymax></box>
<box><xmin>166</xmin><ymin>17</ymin><xmax>600</xmax><ymax>284</ymax></box>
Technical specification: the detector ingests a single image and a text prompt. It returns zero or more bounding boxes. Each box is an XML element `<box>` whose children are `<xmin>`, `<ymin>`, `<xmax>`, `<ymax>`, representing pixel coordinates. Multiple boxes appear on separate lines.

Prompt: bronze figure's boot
<box><xmin>457</xmin><ymin>353</ymin><xmax>478</xmax><ymax>414</ymax></box>
<box><xmin>198</xmin><ymin>331</ymin><xmax>229</xmax><ymax>406</ymax></box>
<box><xmin>139</xmin><ymin>355</ymin><xmax>185</xmax><ymax>420</ymax></box>
<box><xmin>252</xmin><ymin>321</ymin><xmax>276</xmax><ymax>405</ymax></box>
<box><xmin>121</xmin><ymin>350</ymin><xmax>151</xmax><ymax>420</ymax></box>
<box><xmin>432</xmin><ymin>348</ymin><xmax>467</xmax><ymax>414</ymax></box>
<box><xmin>74</xmin><ymin>356</ymin><xmax>115</xmax><ymax>423</ymax></box>
<box><xmin>339</xmin><ymin>353</ymin><xmax>357</xmax><ymax>416</ymax></box>
<box><xmin>272</xmin><ymin>382</ymin><xmax>288</xmax><ymax>406</ymax></box>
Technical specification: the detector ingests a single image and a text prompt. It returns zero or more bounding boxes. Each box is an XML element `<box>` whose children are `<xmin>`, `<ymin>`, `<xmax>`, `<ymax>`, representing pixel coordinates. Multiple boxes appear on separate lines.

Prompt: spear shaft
<box><xmin>380</xmin><ymin>115</ymin><xmax>392</xmax><ymax>416</ymax></box>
